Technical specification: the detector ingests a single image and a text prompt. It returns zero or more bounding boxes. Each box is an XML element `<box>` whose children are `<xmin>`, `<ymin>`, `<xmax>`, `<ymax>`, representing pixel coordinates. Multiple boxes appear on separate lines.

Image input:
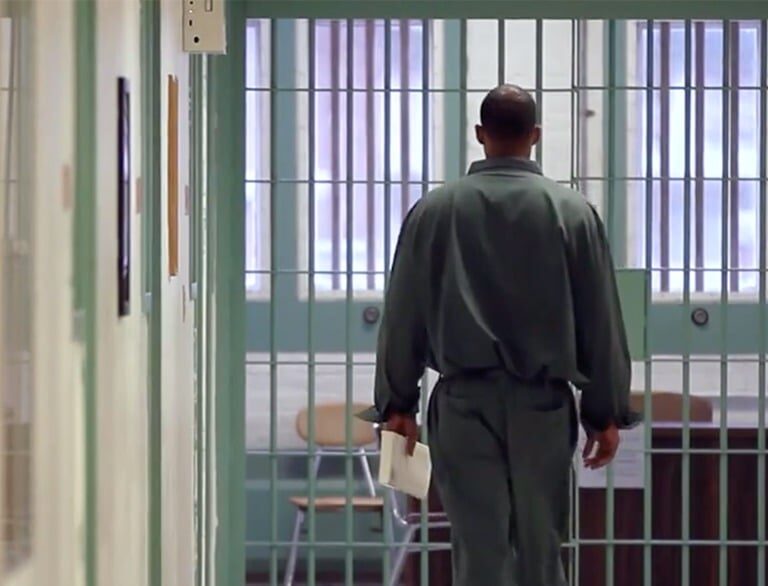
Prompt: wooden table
<box><xmin>405</xmin><ymin>426</ymin><xmax>768</xmax><ymax>586</ymax></box>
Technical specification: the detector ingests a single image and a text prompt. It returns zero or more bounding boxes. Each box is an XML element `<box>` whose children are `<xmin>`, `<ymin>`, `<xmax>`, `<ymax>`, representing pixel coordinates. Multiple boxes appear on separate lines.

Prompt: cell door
<box><xmin>207</xmin><ymin>3</ymin><xmax>768</xmax><ymax>586</ymax></box>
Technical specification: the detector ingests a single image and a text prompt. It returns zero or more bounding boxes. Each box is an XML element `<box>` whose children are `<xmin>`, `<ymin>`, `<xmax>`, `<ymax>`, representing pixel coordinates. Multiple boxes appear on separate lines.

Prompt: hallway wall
<box><xmin>94</xmin><ymin>0</ymin><xmax>149</xmax><ymax>585</ymax></box>
<box><xmin>27</xmin><ymin>2</ymin><xmax>83</xmax><ymax>586</ymax></box>
<box><xmin>159</xmin><ymin>1</ymin><xmax>196</xmax><ymax>585</ymax></box>
<box><xmin>0</xmin><ymin>0</ymin><xmax>199</xmax><ymax>584</ymax></box>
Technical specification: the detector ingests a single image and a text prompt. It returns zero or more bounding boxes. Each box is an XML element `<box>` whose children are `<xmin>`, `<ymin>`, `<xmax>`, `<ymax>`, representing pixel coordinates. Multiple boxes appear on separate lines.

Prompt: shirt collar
<box><xmin>467</xmin><ymin>157</ymin><xmax>543</xmax><ymax>176</ymax></box>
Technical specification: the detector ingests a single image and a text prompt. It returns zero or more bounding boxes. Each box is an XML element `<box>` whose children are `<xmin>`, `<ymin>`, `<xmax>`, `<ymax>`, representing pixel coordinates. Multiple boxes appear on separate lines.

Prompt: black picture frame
<box><xmin>117</xmin><ymin>77</ymin><xmax>131</xmax><ymax>317</ymax></box>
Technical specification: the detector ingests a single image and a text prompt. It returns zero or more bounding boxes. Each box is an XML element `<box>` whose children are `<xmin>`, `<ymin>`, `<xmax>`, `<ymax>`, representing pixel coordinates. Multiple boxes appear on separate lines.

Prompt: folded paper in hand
<box><xmin>378</xmin><ymin>430</ymin><xmax>432</xmax><ymax>500</ymax></box>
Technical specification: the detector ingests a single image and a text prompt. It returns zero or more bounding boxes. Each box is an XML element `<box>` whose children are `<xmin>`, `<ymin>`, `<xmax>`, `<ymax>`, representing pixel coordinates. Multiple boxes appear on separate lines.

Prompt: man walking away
<box><xmin>371</xmin><ymin>85</ymin><xmax>641</xmax><ymax>586</ymax></box>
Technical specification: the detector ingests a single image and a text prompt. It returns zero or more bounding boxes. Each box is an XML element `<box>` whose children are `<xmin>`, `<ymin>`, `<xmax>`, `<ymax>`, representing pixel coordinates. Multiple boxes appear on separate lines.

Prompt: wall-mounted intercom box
<box><xmin>183</xmin><ymin>0</ymin><xmax>226</xmax><ymax>54</ymax></box>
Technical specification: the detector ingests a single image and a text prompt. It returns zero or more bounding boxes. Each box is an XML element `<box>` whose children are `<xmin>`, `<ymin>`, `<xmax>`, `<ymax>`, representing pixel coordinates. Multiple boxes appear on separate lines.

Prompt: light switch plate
<box><xmin>183</xmin><ymin>0</ymin><xmax>226</xmax><ymax>54</ymax></box>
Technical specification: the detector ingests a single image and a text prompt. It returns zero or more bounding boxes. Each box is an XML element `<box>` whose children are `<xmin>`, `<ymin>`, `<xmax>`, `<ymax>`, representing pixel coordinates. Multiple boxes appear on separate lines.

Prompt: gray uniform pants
<box><xmin>427</xmin><ymin>371</ymin><xmax>576</xmax><ymax>586</ymax></box>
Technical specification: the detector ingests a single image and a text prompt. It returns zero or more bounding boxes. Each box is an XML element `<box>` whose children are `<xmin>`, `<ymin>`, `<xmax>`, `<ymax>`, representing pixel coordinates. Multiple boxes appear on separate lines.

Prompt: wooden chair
<box><xmin>629</xmin><ymin>391</ymin><xmax>714</xmax><ymax>422</ymax></box>
<box><xmin>283</xmin><ymin>403</ymin><xmax>383</xmax><ymax>586</ymax></box>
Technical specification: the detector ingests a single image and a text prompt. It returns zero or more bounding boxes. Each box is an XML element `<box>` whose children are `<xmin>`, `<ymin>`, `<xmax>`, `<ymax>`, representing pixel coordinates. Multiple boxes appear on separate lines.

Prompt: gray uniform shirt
<box><xmin>373</xmin><ymin>156</ymin><xmax>640</xmax><ymax>432</ymax></box>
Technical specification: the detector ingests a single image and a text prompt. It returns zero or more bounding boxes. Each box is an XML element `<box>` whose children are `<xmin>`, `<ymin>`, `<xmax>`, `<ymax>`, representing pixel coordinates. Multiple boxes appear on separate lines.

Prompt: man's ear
<box><xmin>475</xmin><ymin>124</ymin><xmax>485</xmax><ymax>145</ymax></box>
<box><xmin>531</xmin><ymin>125</ymin><xmax>542</xmax><ymax>147</ymax></box>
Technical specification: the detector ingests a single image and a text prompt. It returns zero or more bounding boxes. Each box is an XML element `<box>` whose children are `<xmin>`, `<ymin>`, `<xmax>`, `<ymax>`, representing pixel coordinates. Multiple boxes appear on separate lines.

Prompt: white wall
<box><xmin>0</xmin><ymin>1</ymin><xmax>198</xmax><ymax>585</ymax></box>
<box><xmin>93</xmin><ymin>0</ymin><xmax>197</xmax><ymax>584</ymax></box>
<box><xmin>0</xmin><ymin>1</ymin><xmax>84</xmax><ymax>586</ymax></box>
<box><xmin>159</xmin><ymin>1</ymin><xmax>196</xmax><ymax>584</ymax></box>
<box><xmin>94</xmin><ymin>0</ymin><xmax>149</xmax><ymax>584</ymax></box>
<box><xmin>29</xmin><ymin>0</ymin><xmax>83</xmax><ymax>582</ymax></box>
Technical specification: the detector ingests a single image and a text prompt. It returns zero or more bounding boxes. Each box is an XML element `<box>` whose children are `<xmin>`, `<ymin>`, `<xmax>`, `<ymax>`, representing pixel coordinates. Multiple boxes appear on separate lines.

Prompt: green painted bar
<box><xmin>210</xmin><ymin>3</ymin><xmax>247</xmax><ymax>583</ymax></box>
<box><xmin>382</xmin><ymin>20</ymin><xmax>394</xmax><ymax>584</ymax></box>
<box><xmin>307</xmin><ymin>18</ymin><xmax>318</xmax><ymax>586</ymax></box>
<box><xmin>242</xmin><ymin>0</ymin><xmax>768</xmax><ymax>20</ymax></box>
<box><xmin>681</xmin><ymin>19</ymin><xmax>692</xmax><ymax>586</ymax></box>
<box><xmin>604</xmin><ymin>21</ymin><xmax>619</xmax><ymax>586</ymax></box>
<box><xmin>719</xmin><ymin>19</ymin><xmax>730</xmax><ymax>586</ymax></box>
<box><xmin>604</xmin><ymin>20</ymin><xmax>628</xmax><ymax>265</ymax></box>
<box><xmin>268</xmin><ymin>19</ymin><xmax>280</xmax><ymax>585</ymax></box>
<box><xmin>535</xmin><ymin>19</ymin><xmax>543</xmax><ymax>165</ymax></box>
<box><xmin>420</xmin><ymin>18</ymin><xmax>431</xmax><ymax>586</ymax></box>
<box><xmin>344</xmin><ymin>19</ymin><xmax>355</xmax><ymax>586</ymax></box>
<box><xmin>190</xmin><ymin>53</ymin><xmax>204</xmax><ymax>586</ymax></box>
<box><xmin>74</xmin><ymin>2</ymin><xmax>97</xmax><ymax>585</ymax></box>
<box><xmin>203</xmin><ymin>55</ymin><xmax>214</xmax><ymax>586</ymax></box>
<box><xmin>643</xmin><ymin>19</ymin><xmax>654</xmax><ymax>586</ymax></box>
<box><xmin>570</xmin><ymin>21</ymin><xmax>580</xmax><ymax>586</ymax></box>
<box><xmin>442</xmin><ymin>20</ymin><xmax>462</xmax><ymax>182</ymax></box>
<box><xmin>498</xmin><ymin>19</ymin><xmax>505</xmax><ymax>85</ymax></box>
<box><xmin>759</xmin><ymin>21</ymin><xmax>768</xmax><ymax>586</ymax></box>
<box><xmin>459</xmin><ymin>19</ymin><xmax>467</xmax><ymax>172</ymax></box>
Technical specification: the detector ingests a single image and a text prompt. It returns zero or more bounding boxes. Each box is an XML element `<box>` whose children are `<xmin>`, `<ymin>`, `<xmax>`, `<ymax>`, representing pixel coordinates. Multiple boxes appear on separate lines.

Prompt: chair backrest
<box><xmin>295</xmin><ymin>402</ymin><xmax>378</xmax><ymax>448</ymax></box>
<box><xmin>629</xmin><ymin>391</ymin><xmax>713</xmax><ymax>423</ymax></box>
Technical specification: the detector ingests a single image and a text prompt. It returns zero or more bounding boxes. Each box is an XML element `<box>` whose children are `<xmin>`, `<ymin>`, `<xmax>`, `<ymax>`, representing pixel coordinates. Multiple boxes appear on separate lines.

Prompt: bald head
<box><xmin>475</xmin><ymin>85</ymin><xmax>540</xmax><ymax>158</ymax></box>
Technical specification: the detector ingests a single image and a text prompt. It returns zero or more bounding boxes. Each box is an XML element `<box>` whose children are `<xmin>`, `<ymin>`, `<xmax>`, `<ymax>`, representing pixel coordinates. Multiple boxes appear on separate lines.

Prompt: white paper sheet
<box><xmin>378</xmin><ymin>430</ymin><xmax>432</xmax><ymax>500</ymax></box>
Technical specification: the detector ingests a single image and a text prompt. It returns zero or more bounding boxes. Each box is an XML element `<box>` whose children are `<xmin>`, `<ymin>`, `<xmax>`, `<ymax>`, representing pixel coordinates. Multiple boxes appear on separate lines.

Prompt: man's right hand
<box><xmin>385</xmin><ymin>413</ymin><xmax>419</xmax><ymax>456</ymax></box>
<box><xmin>583</xmin><ymin>423</ymin><xmax>620</xmax><ymax>469</ymax></box>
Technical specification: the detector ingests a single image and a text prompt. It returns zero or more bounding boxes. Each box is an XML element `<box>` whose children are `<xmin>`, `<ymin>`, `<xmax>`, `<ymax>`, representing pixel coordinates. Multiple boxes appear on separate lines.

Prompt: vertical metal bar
<box><xmin>384</xmin><ymin>20</ymin><xmax>393</xmax><ymax>281</ymax></box>
<box><xmin>365</xmin><ymin>21</ymin><xmax>376</xmax><ymax>290</ymax></box>
<box><xmin>400</xmin><ymin>19</ymin><xmax>411</xmax><ymax>217</ymax></box>
<box><xmin>535</xmin><ymin>19</ymin><xmax>543</xmax><ymax>165</ymax></box>
<box><xmin>381</xmin><ymin>20</ymin><xmax>393</xmax><ymax>583</ymax></box>
<box><xmin>331</xmin><ymin>20</ymin><xmax>341</xmax><ymax>290</ymax></box>
<box><xmin>569</xmin><ymin>19</ymin><xmax>578</xmax><ymax>192</ymax></box>
<box><xmin>191</xmin><ymin>53</ymin><xmax>202</xmax><ymax>586</ymax></box>
<box><xmin>568</xmin><ymin>20</ymin><xmax>579</xmax><ymax>586</ymax></box>
<box><xmin>604</xmin><ymin>20</ymin><xmax>618</xmax><ymax>586</ymax></box>
<box><xmin>459</xmin><ymin>19</ymin><xmax>467</xmax><ymax>172</ymax></box>
<box><xmin>78</xmin><ymin>2</ymin><xmax>99</xmax><ymax>582</ymax></box>
<box><xmin>497</xmin><ymin>19</ymin><xmax>505</xmax><ymax>85</ymax></box>
<box><xmin>420</xmin><ymin>18</ymin><xmax>430</xmax><ymax>586</ymax></box>
<box><xmin>201</xmin><ymin>55</ymin><xmax>211</xmax><ymax>586</ymax></box>
<box><xmin>681</xmin><ymin>19</ymin><xmax>693</xmax><ymax>586</ymax></box>
<box><xmin>719</xmin><ymin>19</ymin><xmax>731</xmax><ymax>586</ymax></box>
<box><xmin>344</xmin><ymin>18</ymin><xmax>355</xmax><ymax>586</ymax></box>
<box><xmin>307</xmin><ymin>17</ymin><xmax>318</xmax><ymax>586</ymax></box>
<box><xmin>757</xmin><ymin>18</ymin><xmax>767</xmax><ymax>586</ymax></box>
<box><xmin>729</xmin><ymin>22</ymin><xmax>741</xmax><ymax>293</ymax></box>
<box><xmin>695</xmin><ymin>23</ymin><xmax>705</xmax><ymax>293</ymax></box>
<box><xmin>577</xmin><ymin>20</ymin><xmax>589</xmax><ymax>194</ymax></box>
<box><xmin>643</xmin><ymin>19</ymin><xmax>655</xmax><ymax>586</ymax></box>
<box><xmin>660</xmin><ymin>23</ymin><xmax>671</xmax><ymax>292</ymax></box>
<box><xmin>268</xmin><ymin>17</ymin><xmax>279</xmax><ymax>586</ymax></box>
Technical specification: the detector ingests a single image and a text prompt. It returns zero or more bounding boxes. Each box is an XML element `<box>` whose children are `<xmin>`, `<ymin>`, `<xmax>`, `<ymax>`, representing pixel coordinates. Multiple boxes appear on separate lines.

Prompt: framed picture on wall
<box><xmin>117</xmin><ymin>77</ymin><xmax>131</xmax><ymax>317</ymax></box>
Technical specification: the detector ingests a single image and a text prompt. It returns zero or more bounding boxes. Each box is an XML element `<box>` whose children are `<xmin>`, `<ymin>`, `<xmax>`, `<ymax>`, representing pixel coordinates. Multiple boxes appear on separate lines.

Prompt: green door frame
<box><xmin>208</xmin><ymin>0</ymin><xmax>247</xmax><ymax>583</ymax></box>
<box><xmin>140</xmin><ymin>1</ymin><xmax>163</xmax><ymax>586</ymax></box>
<box><xmin>74</xmin><ymin>2</ymin><xmax>97</xmax><ymax>585</ymax></box>
<box><xmin>240</xmin><ymin>1</ymin><xmax>768</xmax><ymax>19</ymax></box>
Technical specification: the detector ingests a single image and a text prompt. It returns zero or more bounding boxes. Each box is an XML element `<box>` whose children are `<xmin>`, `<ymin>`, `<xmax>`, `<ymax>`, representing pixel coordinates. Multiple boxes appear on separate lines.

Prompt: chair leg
<box><xmin>388</xmin><ymin>526</ymin><xmax>416</xmax><ymax>586</ymax></box>
<box><xmin>284</xmin><ymin>511</ymin><xmax>304</xmax><ymax>586</ymax></box>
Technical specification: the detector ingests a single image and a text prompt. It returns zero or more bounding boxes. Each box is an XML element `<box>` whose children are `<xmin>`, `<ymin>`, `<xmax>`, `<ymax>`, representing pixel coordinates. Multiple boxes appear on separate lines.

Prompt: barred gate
<box><xmin>226</xmin><ymin>6</ymin><xmax>768</xmax><ymax>586</ymax></box>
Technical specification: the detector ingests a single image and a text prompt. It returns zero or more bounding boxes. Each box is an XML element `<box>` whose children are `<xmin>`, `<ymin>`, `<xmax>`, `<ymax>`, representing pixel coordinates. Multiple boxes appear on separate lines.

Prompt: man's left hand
<box><xmin>385</xmin><ymin>413</ymin><xmax>419</xmax><ymax>456</ymax></box>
